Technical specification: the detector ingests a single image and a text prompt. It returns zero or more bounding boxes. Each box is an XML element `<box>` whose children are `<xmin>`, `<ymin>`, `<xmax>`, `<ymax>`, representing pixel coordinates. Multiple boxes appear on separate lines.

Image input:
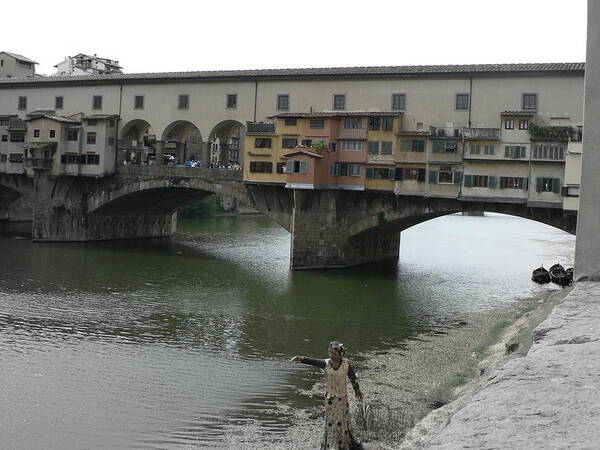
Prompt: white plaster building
<box><xmin>54</xmin><ymin>54</ymin><xmax>122</xmax><ymax>76</ymax></box>
<box><xmin>0</xmin><ymin>51</ymin><xmax>37</xmax><ymax>78</ymax></box>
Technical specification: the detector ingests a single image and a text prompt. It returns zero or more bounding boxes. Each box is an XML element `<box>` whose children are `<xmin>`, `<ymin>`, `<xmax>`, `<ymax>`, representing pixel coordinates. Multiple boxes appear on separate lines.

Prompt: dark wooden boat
<box><xmin>532</xmin><ymin>266</ymin><xmax>551</xmax><ymax>284</ymax></box>
<box><xmin>565</xmin><ymin>267</ymin><xmax>574</xmax><ymax>284</ymax></box>
<box><xmin>549</xmin><ymin>263</ymin><xmax>570</xmax><ymax>286</ymax></box>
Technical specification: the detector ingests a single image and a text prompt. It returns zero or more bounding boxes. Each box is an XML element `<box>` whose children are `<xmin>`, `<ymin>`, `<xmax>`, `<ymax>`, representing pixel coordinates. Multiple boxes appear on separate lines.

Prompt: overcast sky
<box><xmin>2</xmin><ymin>0</ymin><xmax>587</xmax><ymax>75</ymax></box>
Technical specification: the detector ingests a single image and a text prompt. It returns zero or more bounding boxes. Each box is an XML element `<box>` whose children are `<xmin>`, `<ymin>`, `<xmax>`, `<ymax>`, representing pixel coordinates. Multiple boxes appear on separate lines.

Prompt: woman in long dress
<box><xmin>290</xmin><ymin>341</ymin><xmax>364</xmax><ymax>449</ymax></box>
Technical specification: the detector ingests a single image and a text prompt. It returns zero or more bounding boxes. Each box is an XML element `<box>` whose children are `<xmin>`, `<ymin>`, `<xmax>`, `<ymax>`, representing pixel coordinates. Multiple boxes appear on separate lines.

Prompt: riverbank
<box><xmin>399</xmin><ymin>282</ymin><xmax>599</xmax><ymax>448</ymax></box>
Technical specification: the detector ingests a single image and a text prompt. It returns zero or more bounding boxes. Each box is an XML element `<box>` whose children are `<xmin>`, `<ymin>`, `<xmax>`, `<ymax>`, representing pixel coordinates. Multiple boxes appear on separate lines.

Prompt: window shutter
<box><xmin>520</xmin><ymin>146</ymin><xmax>526</xmax><ymax>158</ymax></box>
<box><xmin>299</xmin><ymin>160</ymin><xmax>308</xmax><ymax>174</ymax></box>
<box><xmin>552</xmin><ymin>178</ymin><xmax>561</xmax><ymax>193</ymax></box>
<box><xmin>504</xmin><ymin>146</ymin><xmax>510</xmax><ymax>157</ymax></box>
<box><xmin>464</xmin><ymin>174</ymin><xmax>473</xmax><ymax>187</ymax></box>
<box><xmin>489</xmin><ymin>176</ymin><xmax>498</xmax><ymax>189</ymax></box>
<box><xmin>429</xmin><ymin>170</ymin><xmax>438</xmax><ymax>184</ymax></box>
<box><xmin>395</xmin><ymin>167</ymin><xmax>404</xmax><ymax>181</ymax></box>
<box><xmin>418</xmin><ymin>168</ymin><xmax>426</xmax><ymax>182</ymax></box>
<box><xmin>523</xmin><ymin>178</ymin><xmax>529</xmax><ymax>190</ymax></box>
<box><xmin>285</xmin><ymin>161</ymin><xmax>294</xmax><ymax>173</ymax></box>
<box><xmin>536</xmin><ymin>177</ymin><xmax>543</xmax><ymax>192</ymax></box>
<box><xmin>329</xmin><ymin>164</ymin><xmax>336</xmax><ymax>176</ymax></box>
<box><xmin>417</xmin><ymin>140</ymin><xmax>425</xmax><ymax>152</ymax></box>
<box><xmin>388</xmin><ymin>168</ymin><xmax>395</xmax><ymax>180</ymax></box>
<box><xmin>368</xmin><ymin>141</ymin><xmax>379</xmax><ymax>154</ymax></box>
<box><xmin>453</xmin><ymin>171</ymin><xmax>462</xmax><ymax>185</ymax></box>
<box><xmin>366</xmin><ymin>168</ymin><xmax>374</xmax><ymax>179</ymax></box>
<box><xmin>559</xmin><ymin>146</ymin><xmax>564</xmax><ymax>159</ymax></box>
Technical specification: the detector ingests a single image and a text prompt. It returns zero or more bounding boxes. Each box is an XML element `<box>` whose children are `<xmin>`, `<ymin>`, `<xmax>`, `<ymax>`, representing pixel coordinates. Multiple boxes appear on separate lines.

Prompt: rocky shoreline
<box><xmin>398</xmin><ymin>282</ymin><xmax>597</xmax><ymax>449</ymax></box>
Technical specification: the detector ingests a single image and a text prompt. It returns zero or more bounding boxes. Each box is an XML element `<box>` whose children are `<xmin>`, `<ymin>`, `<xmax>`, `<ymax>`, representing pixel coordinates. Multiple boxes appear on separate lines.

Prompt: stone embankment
<box><xmin>402</xmin><ymin>281</ymin><xmax>600</xmax><ymax>449</ymax></box>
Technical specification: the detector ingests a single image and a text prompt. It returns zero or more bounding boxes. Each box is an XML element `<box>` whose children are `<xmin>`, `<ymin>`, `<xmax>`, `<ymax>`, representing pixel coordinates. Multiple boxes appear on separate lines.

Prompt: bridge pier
<box><xmin>290</xmin><ymin>190</ymin><xmax>401</xmax><ymax>269</ymax></box>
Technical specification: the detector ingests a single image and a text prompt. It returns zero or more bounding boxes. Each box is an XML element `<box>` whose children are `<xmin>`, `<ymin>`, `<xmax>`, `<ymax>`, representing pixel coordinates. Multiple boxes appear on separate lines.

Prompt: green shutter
<box><xmin>401</xmin><ymin>140</ymin><xmax>410</xmax><ymax>151</ymax></box>
<box><xmin>429</xmin><ymin>170</ymin><xmax>438</xmax><ymax>184</ymax></box>
<box><xmin>489</xmin><ymin>176</ymin><xmax>498</xmax><ymax>189</ymax></box>
<box><xmin>388</xmin><ymin>168</ymin><xmax>395</xmax><ymax>180</ymax></box>
<box><xmin>464</xmin><ymin>174</ymin><xmax>473</xmax><ymax>187</ymax></box>
<box><xmin>536</xmin><ymin>177</ymin><xmax>543</xmax><ymax>192</ymax></box>
<box><xmin>504</xmin><ymin>146</ymin><xmax>511</xmax><ymax>157</ymax></box>
<box><xmin>552</xmin><ymin>178</ymin><xmax>561</xmax><ymax>193</ymax></box>
<box><xmin>285</xmin><ymin>161</ymin><xmax>294</xmax><ymax>173</ymax></box>
<box><xmin>418</xmin><ymin>168</ymin><xmax>426</xmax><ymax>182</ymax></box>
<box><xmin>417</xmin><ymin>140</ymin><xmax>425</xmax><ymax>152</ymax></box>
<box><xmin>453</xmin><ymin>171</ymin><xmax>462</xmax><ymax>185</ymax></box>
<box><xmin>366</xmin><ymin>168</ymin><xmax>374</xmax><ymax>179</ymax></box>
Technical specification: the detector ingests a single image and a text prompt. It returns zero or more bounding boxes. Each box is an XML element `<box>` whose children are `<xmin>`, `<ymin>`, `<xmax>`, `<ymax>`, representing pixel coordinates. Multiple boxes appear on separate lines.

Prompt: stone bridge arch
<box><xmin>0</xmin><ymin>173</ymin><xmax>34</xmax><ymax>221</ymax></box>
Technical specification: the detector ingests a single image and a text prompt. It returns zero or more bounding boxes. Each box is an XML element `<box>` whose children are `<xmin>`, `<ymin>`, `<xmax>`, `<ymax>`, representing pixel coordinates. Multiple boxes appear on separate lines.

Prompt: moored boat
<box><xmin>549</xmin><ymin>263</ymin><xmax>570</xmax><ymax>287</ymax></box>
<box><xmin>532</xmin><ymin>266</ymin><xmax>551</xmax><ymax>284</ymax></box>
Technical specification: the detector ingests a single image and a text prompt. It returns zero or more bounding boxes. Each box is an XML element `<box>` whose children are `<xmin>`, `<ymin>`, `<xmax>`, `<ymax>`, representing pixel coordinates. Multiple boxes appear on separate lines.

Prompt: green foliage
<box><xmin>311</xmin><ymin>141</ymin><xmax>325</xmax><ymax>150</ymax></box>
<box><xmin>528</xmin><ymin>123</ymin><xmax>572</xmax><ymax>141</ymax></box>
<box><xmin>29</xmin><ymin>142</ymin><xmax>58</xmax><ymax>151</ymax></box>
<box><xmin>177</xmin><ymin>195</ymin><xmax>224</xmax><ymax>218</ymax></box>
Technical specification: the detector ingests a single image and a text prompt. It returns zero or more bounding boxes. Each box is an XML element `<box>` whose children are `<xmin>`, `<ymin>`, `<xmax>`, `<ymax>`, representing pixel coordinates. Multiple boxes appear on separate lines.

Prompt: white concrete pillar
<box><xmin>575</xmin><ymin>0</ymin><xmax>600</xmax><ymax>280</ymax></box>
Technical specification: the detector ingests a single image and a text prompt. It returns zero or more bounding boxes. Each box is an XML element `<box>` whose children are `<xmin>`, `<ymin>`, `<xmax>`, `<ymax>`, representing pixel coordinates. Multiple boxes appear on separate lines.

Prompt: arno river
<box><xmin>0</xmin><ymin>213</ymin><xmax>574</xmax><ymax>449</ymax></box>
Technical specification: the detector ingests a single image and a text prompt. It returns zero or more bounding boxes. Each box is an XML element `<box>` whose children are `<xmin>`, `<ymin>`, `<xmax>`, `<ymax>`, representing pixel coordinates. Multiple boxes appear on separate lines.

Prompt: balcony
<box><xmin>337</xmin><ymin>128</ymin><xmax>367</xmax><ymax>140</ymax></box>
<box><xmin>460</xmin><ymin>127</ymin><xmax>500</xmax><ymax>140</ymax></box>
<box><xmin>430</xmin><ymin>126</ymin><xmax>461</xmax><ymax>138</ymax></box>
<box><xmin>23</xmin><ymin>158</ymin><xmax>53</xmax><ymax>169</ymax></box>
<box><xmin>529</xmin><ymin>124</ymin><xmax>572</xmax><ymax>141</ymax></box>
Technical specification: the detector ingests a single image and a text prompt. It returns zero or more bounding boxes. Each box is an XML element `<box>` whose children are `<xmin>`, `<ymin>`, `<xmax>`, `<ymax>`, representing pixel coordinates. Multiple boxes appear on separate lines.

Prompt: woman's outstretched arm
<box><xmin>289</xmin><ymin>356</ymin><xmax>326</xmax><ymax>369</ymax></box>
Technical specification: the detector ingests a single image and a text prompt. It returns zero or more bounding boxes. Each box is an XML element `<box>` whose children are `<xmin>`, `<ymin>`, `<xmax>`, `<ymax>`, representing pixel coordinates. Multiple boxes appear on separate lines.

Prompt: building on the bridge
<box><xmin>0</xmin><ymin>51</ymin><xmax>37</xmax><ymax>79</ymax></box>
<box><xmin>0</xmin><ymin>115</ymin><xmax>26</xmax><ymax>174</ymax></box>
<box><xmin>54</xmin><ymin>54</ymin><xmax>122</xmax><ymax>76</ymax></box>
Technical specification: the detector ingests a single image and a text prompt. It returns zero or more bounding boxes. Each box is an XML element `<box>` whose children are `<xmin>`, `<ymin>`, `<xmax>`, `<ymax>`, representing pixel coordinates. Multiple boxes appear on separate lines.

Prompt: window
<box><xmin>49</xmin><ymin>130</ymin><xmax>56</xmax><ymax>138</ymax></box>
<box><xmin>472</xmin><ymin>175</ymin><xmax>489</xmax><ymax>187</ymax></box>
<box><xmin>310</xmin><ymin>119</ymin><xmax>325</xmax><ymax>129</ymax></box>
<box><xmin>500</xmin><ymin>177</ymin><xmax>526</xmax><ymax>189</ymax></box>
<box><xmin>92</xmin><ymin>95</ymin><xmax>102</xmax><ymax>110</ymax></box>
<box><xmin>178</xmin><ymin>94</ymin><xmax>189</xmax><ymax>110</ymax></box>
<box><xmin>1</xmin><ymin>135</ymin><xmax>7</xmax><ymax>142</ymax></box>
<box><xmin>18</xmin><ymin>96</ymin><xmax>27</xmax><ymax>110</ymax></box>
<box><xmin>55</xmin><ymin>96</ymin><xmax>64</xmax><ymax>109</ymax></box>
<box><xmin>277</xmin><ymin>94</ymin><xmax>289</xmax><ymax>111</ymax></box>
<box><xmin>380</xmin><ymin>141</ymin><xmax>393</xmax><ymax>155</ymax></box>
<box><xmin>368</xmin><ymin>141</ymin><xmax>379</xmax><ymax>154</ymax></box>
<box><xmin>33</xmin><ymin>129</ymin><xmax>40</xmax><ymax>138</ymax></box>
<box><xmin>345</xmin><ymin>118</ymin><xmax>362</xmax><ymax>129</ymax></box>
<box><xmin>67</xmin><ymin>130</ymin><xmax>78</xmax><ymax>141</ymax></box>
<box><xmin>382</xmin><ymin>117</ymin><xmax>393</xmax><ymax>131</ymax></box>
<box><xmin>533</xmin><ymin>144</ymin><xmax>564</xmax><ymax>160</ymax></box>
<box><xmin>333</xmin><ymin>94</ymin><xmax>346</xmax><ymax>110</ymax></box>
<box><xmin>282</xmin><ymin>138</ymin><xmax>298</xmax><ymax>148</ymax></box>
<box><xmin>470</xmin><ymin>144</ymin><xmax>481</xmax><ymax>155</ymax></box>
<box><xmin>330</xmin><ymin>162</ymin><xmax>361</xmax><ymax>177</ymax></box>
<box><xmin>455</xmin><ymin>93</ymin><xmax>470</xmax><ymax>110</ymax></box>
<box><xmin>438</xmin><ymin>171</ymin><xmax>454</xmax><ymax>183</ymax></box>
<box><xmin>285</xmin><ymin>160</ymin><xmax>309</xmax><ymax>174</ymax></box>
<box><xmin>80</xmin><ymin>154</ymin><xmax>100</xmax><ymax>165</ymax></box>
<box><xmin>87</xmin><ymin>132</ymin><xmax>96</xmax><ymax>145</ymax></box>
<box><xmin>108</xmin><ymin>137</ymin><xmax>115</xmax><ymax>146</ymax></box>
<box><xmin>340</xmin><ymin>140</ymin><xmax>362</xmax><ymax>151</ymax></box>
<box><xmin>108</xmin><ymin>119</ymin><xmax>115</xmax><ymax>127</ymax></box>
<box><xmin>254</xmin><ymin>138</ymin><xmax>272</xmax><ymax>148</ymax></box>
<box><xmin>366</xmin><ymin>167</ymin><xmax>394</xmax><ymax>180</ymax></box>
<box><xmin>519</xmin><ymin>120</ymin><xmax>529</xmax><ymax>130</ymax></box>
<box><xmin>10</xmin><ymin>133</ymin><xmax>24</xmax><ymax>142</ymax></box>
<box><xmin>505</xmin><ymin>119</ymin><xmax>515</xmax><ymax>130</ymax></box>
<box><xmin>400</xmin><ymin>139</ymin><xmax>425</xmax><ymax>152</ymax></box>
<box><xmin>404</xmin><ymin>168</ymin><xmax>420</xmax><ymax>181</ymax></box>
<box><xmin>368</xmin><ymin>117</ymin><xmax>380</xmax><ymax>130</ymax></box>
<box><xmin>0</xmin><ymin>154</ymin><xmax>5</xmax><ymax>162</ymax></box>
<box><xmin>504</xmin><ymin>145</ymin><xmax>526</xmax><ymax>158</ymax></box>
<box><xmin>284</xmin><ymin>117</ymin><xmax>296</xmax><ymax>126</ymax></box>
<box><xmin>432</xmin><ymin>140</ymin><xmax>458</xmax><ymax>153</ymax></box>
<box><xmin>87</xmin><ymin>119</ymin><xmax>97</xmax><ymax>126</ymax></box>
<box><xmin>226</xmin><ymin>94</ymin><xmax>237</xmax><ymax>109</ymax></box>
<box><xmin>9</xmin><ymin>153</ymin><xmax>23</xmax><ymax>163</ymax></box>
<box><xmin>134</xmin><ymin>95</ymin><xmax>144</xmax><ymax>109</ymax></box>
<box><xmin>522</xmin><ymin>93</ymin><xmax>537</xmax><ymax>110</ymax></box>
<box><xmin>249</xmin><ymin>161</ymin><xmax>273</xmax><ymax>173</ymax></box>
<box><xmin>536</xmin><ymin>177</ymin><xmax>560</xmax><ymax>193</ymax></box>
<box><xmin>301</xmin><ymin>139</ymin><xmax>312</xmax><ymax>147</ymax></box>
<box><xmin>484</xmin><ymin>144</ymin><xmax>495</xmax><ymax>155</ymax></box>
<box><xmin>396</xmin><ymin>167</ymin><xmax>426</xmax><ymax>181</ymax></box>
<box><xmin>60</xmin><ymin>153</ymin><xmax>79</xmax><ymax>164</ymax></box>
<box><xmin>276</xmin><ymin>162</ymin><xmax>286</xmax><ymax>174</ymax></box>
<box><xmin>392</xmin><ymin>94</ymin><xmax>405</xmax><ymax>111</ymax></box>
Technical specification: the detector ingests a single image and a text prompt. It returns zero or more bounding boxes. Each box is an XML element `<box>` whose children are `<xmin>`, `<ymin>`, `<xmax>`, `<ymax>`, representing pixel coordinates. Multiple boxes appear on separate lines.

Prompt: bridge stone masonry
<box><xmin>10</xmin><ymin>165</ymin><xmax>576</xmax><ymax>270</ymax></box>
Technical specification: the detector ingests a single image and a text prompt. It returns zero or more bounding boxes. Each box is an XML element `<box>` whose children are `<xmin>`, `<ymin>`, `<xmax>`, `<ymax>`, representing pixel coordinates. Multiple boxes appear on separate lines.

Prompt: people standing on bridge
<box><xmin>290</xmin><ymin>341</ymin><xmax>364</xmax><ymax>449</ymax></box>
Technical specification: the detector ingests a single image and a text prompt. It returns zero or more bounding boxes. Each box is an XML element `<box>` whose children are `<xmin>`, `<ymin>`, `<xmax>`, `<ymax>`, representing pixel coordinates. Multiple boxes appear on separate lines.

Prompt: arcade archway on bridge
<box><xmin>207</xmin><ymin>120</ymin><xmax>245</xmax><ymax>167</ymax></box>
<box><xmin>119</xmin><ymin>119</ymin><xmax>156</xmax><ymax>165</ymax></box>
<box><xmin>160</xmin><ymin>121</ymin><xmax>203</xmax><ymax>166</ymax></box>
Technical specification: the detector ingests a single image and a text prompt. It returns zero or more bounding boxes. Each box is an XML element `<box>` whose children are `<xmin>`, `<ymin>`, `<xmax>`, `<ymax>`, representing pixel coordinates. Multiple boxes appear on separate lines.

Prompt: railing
<box><xmin>460</xmin><ymin>127</ymin><xmax>500</xmax><ymax>140</ymax></box>
<box><xmin>529</xmin><ymin>124</ymin><xmax>572</xmax><ymax>141</ymax></box>
<box><xmin>117</xmin><ymin>165</ymin><xmax>243</xmax><ymax>181</ymax></box>
<box><xmin>23</xmin><ymin>158</ymin><xmax>53</xmax><ymax>169</ymax></box>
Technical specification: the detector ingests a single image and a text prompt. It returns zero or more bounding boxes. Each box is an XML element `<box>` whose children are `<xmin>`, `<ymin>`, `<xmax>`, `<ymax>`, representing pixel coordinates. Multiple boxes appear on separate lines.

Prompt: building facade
<box><xmin>0</xmin><ymin>51</ymin><xmax>37</xmax><ymax>78</ymax></box>
<box><xmin>54</xmin><ymin>54</ymin><xmax>122</xmax><ymax>76</ymax></box>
